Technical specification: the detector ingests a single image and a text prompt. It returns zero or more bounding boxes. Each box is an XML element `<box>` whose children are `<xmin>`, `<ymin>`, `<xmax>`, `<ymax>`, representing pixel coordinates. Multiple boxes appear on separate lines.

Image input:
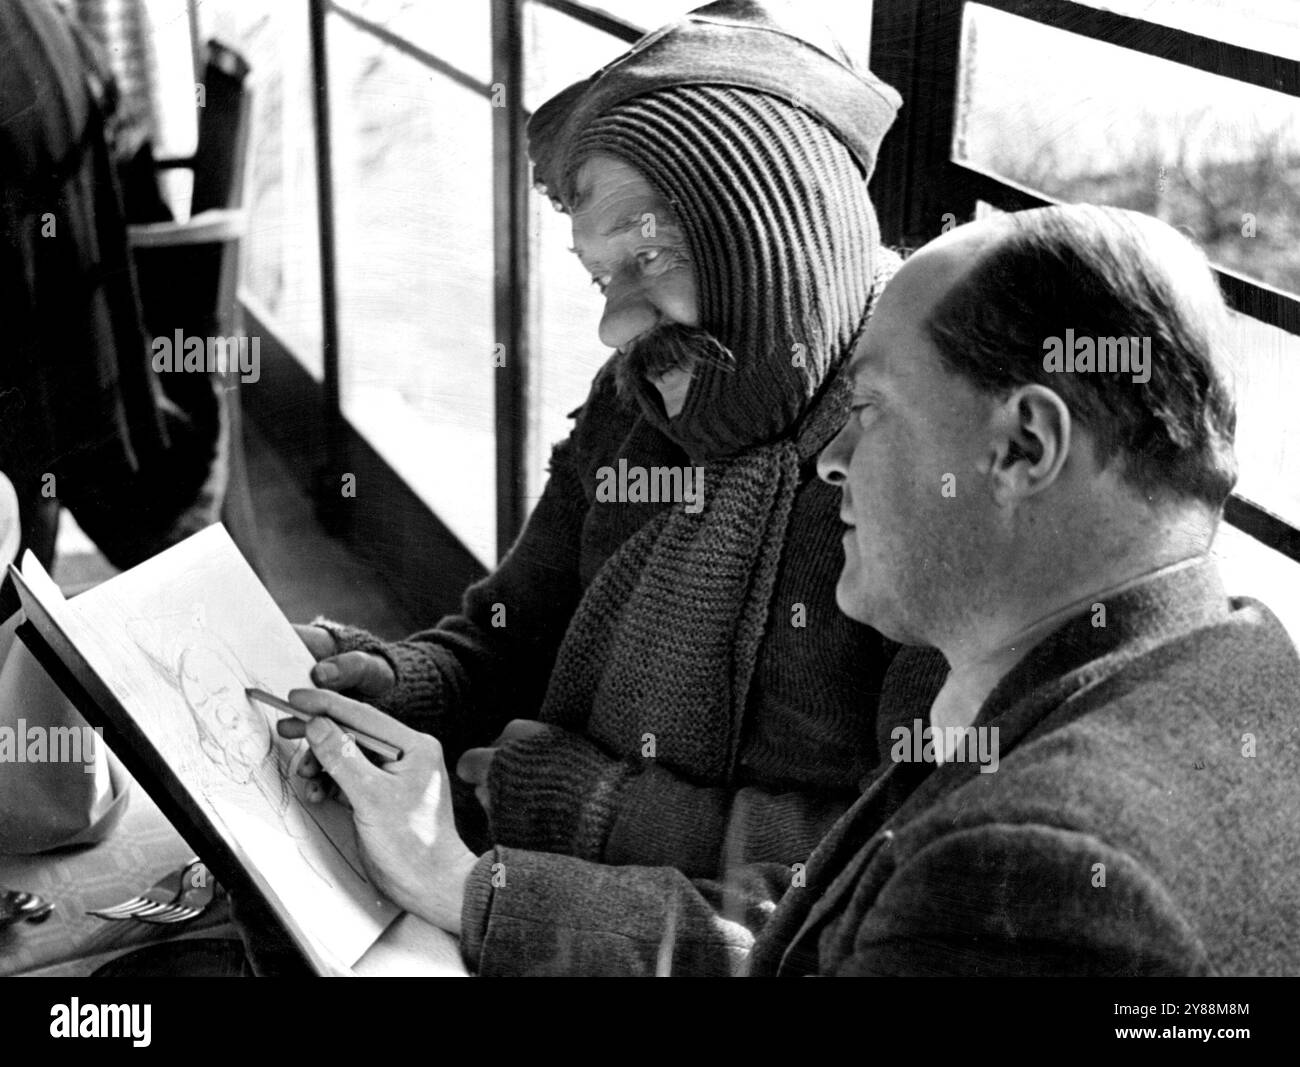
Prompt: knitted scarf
<box><xmin>534</xmin><ymin>86</ymin><xmax>894</xmax><ymax>780</ymax></box>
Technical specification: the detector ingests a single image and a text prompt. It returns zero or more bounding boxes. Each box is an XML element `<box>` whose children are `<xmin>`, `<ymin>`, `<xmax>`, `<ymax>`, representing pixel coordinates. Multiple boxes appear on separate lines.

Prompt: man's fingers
<box><xmin>277</xmin><ymin>718</ymin><xmax>307</xmax><ymax>741</ymax></box>
<box><xmin>287</xmin><ymin>687</ymin><xmax>418</xmax><ymax>750</ymax></box>
<box><xmin>294</xmin><ymin>745</ymin><xmax>322</xmax><ymax>779</ymax></box>
<box><xmin>311</xmin><ymin>650</ymin><xmax>395</xmax><ymax>696</ymax></box>
<box><xmin>302</xmin><ymin>775</ymin><xmax>338</xmax><ymax>804</ymax></box>
<box><xmin>304</xmin><ymin>716</ymin><xmax>378</xmax><ymax>800</ymax></box>
<box><xmin>456</xmin><ymin>746</ymin><xmax>495</xmax><ymax>786</ymax></box>
<box><xmin>294</xmin><ymin>624</ymin><xmax>337</xmax><ymax>661</ymax></box>
<box><xmin>287</xmin><ymin>735</ymin><xmax>338</xmax><ymax>803</ymax></box>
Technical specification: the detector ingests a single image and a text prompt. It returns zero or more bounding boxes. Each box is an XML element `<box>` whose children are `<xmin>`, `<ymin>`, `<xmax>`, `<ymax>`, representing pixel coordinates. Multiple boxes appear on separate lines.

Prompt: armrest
<box><xmin>128</xmin><ymin>208</ymin><xmax>247</xmax><ymax>248</ymax></box>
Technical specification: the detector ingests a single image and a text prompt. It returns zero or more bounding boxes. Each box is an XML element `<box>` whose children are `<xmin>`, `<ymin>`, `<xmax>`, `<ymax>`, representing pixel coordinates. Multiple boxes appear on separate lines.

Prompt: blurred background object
<box><xmin>65</xmin><ymin>0</ymin><xmax>199</xmax><ymax>212</ymax></box>
<box><xmin>0</xmin><ymin>0</ymin><xmax>220</xmax><ymax>576</ymax></box>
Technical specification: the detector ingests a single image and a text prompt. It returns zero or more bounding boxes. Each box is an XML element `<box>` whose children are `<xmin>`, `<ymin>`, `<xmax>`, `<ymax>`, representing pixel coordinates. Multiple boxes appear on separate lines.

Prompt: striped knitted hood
<box><xmin>565</xmin><ymin>85</ymin><xmax>885</xmax><ymax>458</ymax></box>
<box><xmin>526</xmin><ymin>1</ymin><xmax>899</xmax><ymax>459</ymax></box>
<box><xmin>528</xmin><ymin>0</ymin><xmax>900</xmax><ymax>200</ymax></box>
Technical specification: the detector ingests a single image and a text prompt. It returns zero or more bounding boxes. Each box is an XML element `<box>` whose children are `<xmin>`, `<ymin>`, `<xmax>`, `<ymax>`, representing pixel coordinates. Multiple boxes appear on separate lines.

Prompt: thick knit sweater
<box><xmin>322</xmin><ymin>338</ymin><xmax>928</xmax><ymax>878</ymax></box>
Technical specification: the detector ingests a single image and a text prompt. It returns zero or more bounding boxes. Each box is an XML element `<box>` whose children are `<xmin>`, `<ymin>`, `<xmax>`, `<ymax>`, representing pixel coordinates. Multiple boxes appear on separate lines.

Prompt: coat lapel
<box><xmin>768</xmin><ymin>559</ymin><xmax>1233</xmax><ymax>975</ymax></box>
<box><xmin>761</xmin><ymin>760</ymin><xmax>923</xmax><ymax>974</ymax></box>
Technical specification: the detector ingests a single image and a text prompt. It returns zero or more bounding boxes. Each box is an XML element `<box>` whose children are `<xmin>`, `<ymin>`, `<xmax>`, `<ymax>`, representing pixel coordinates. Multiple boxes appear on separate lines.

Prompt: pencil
<box><xmin>245</xmin><ymin>688</ymin><xmax>404</xmax><ymax>762</ymax></box>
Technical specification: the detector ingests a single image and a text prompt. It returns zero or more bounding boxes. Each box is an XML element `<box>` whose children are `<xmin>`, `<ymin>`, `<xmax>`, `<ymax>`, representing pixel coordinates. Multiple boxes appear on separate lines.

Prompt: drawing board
<box><xmin>10</xmin><ymin>525</ymin><xmax>399</xmax><ymax>973</ymax></box>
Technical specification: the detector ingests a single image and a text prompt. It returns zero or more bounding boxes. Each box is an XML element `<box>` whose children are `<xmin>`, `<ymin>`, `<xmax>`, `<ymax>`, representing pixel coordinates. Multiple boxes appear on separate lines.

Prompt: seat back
<box><xmin>130</xmin><ymin>38</ymin><xmax>260</xmax><ymax>574</ymax></box>
<box><xmin>190</xmin><ymin>40</ymin><xmax>253</xmax><ymax>220</ymax></box>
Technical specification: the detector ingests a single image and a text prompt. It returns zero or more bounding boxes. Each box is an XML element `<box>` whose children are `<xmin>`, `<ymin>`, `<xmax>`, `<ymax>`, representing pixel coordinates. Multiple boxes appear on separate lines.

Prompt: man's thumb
<box><xmin>313</xmin><ymin>651</ymin><xmax>394</xmax><ymax>696</ymax></box>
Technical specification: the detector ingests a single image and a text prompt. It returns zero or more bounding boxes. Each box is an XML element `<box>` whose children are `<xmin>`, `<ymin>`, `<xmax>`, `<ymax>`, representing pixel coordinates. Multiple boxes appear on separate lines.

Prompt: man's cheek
<box><xmin>834</xmin><ymin>528</ymin><xmax>869</xmax><ymax>601</ymax></box>
<box><xmin>834</xmin><ymin>560</ymin><xmax>865</xmax><ymax>622</ymax></box>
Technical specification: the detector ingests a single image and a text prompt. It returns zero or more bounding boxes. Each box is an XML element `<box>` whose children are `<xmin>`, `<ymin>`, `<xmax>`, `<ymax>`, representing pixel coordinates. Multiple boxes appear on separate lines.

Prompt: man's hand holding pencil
<box><xmin>276</xmin><ymin>689</ymin><xmax>478</xmax><ymax>936</ymax></box>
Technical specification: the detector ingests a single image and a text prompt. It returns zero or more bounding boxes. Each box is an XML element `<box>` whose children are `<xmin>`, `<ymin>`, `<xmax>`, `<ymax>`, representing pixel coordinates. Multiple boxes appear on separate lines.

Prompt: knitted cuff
<box><xmin>487</xmin><ymin>725</ymin><xmax>635</xmax><ymax>861</ymax></box>
<box><xmin>311</xmin><ymin>617</ymin><xmax>446</xmax><ymax>724</ymax></box>
<box><xmin>601</xmin><ymin>764</ymin><xmax>731</xmax><ymax>878</ymax></box>
<box><xmin>459</xmin><ymin>849</ymin><xmax>500</xmax><ymax>974</ymax></box>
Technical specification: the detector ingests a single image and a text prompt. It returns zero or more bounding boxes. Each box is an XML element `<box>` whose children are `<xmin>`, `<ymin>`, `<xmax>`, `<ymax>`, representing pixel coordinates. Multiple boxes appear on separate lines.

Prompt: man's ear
<box><xmin>988</xmin><ymin>384</ymin><xmax>1071</xmax><ymax>506</ymax></box>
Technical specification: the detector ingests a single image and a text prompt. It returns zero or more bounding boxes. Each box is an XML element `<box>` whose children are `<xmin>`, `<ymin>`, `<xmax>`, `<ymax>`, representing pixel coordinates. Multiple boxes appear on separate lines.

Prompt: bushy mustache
<box><xmin>614</xmin><ymin>322</ymin><xmax>736</xmax><ymax>401</ymax></box>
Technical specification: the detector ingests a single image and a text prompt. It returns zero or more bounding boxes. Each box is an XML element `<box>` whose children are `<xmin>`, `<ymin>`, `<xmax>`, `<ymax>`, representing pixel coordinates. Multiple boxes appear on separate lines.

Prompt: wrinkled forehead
<box><xmin>568</xmin><ymin>153</ymin><xmax>682</xmax><ymax>251</ymax></box>
<box><xmin>568</xmin><ymin>153</ymin><xmax>666</xmax><ymax>216</ymax></box>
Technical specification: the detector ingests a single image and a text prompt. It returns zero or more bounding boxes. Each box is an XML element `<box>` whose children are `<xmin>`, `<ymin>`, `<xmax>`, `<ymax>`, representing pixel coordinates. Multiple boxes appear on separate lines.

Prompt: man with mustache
<box><xmin>288</xmin><ymin>0</ymin><xmax>937</xmax><ymax>932</ymax></box>
<box><xmin>288</xmin><ymin>203</ymin><xmax>1300</xmax><ymax>976</ymax></box>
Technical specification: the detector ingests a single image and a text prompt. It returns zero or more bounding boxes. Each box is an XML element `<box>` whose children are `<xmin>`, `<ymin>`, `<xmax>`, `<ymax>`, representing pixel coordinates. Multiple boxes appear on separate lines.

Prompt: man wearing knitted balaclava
<box><xmin>467</xmin><ymin>0</ymin><xmax>915</xmax><ymax>847</ymax></box>
<box><xmin>290</xmin><ymin>0</ymin><xmax>948</xmax><ymax>974</ymax></box>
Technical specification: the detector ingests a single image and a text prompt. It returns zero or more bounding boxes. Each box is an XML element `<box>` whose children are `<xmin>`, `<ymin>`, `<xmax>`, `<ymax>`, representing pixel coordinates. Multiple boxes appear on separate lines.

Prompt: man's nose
<box><xmin>599</xmin><ymin>272</ymin><xmax>660</xmax><ymax>349</ymax></box>
<box><xmin>817</xmin><ymin>421</ymin><xmax>853</xmax><ymax>486</ymax></box>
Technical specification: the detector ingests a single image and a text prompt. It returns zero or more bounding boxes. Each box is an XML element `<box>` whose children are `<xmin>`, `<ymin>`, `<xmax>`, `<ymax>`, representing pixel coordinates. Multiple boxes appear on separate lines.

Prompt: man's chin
<box><xmin>834</xmin><ymin>575</ymin><xmax>877</xmax><ymax>627</ymax></box>
<box><xmin>835</xmin><ymin>577</ymin><xmax>919</xmax><ymax>643</ymax></box>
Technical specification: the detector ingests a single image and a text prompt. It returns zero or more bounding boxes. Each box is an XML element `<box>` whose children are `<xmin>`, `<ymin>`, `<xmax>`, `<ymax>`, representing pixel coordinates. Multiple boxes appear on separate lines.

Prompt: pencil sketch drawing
<box><xmin>125</xmin><ymin>608</ymin><xmax>366</xmax><ymax>886</ymax></box>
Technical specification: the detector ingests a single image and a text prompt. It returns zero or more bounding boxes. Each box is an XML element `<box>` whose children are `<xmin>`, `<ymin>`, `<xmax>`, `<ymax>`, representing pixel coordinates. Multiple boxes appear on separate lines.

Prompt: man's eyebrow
<box><xmin>599</xmin><ymin>209</ymin><xmax>678</xmax><ymax>238</ymax></box>
<box><xmin>570</xmin><ymin>209</ymin><xmax>682</xmax><ymax>263</ymax></box>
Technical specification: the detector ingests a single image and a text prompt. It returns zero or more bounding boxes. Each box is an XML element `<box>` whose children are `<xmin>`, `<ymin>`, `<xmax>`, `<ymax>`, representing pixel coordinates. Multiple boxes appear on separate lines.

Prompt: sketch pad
<box><xmin>10</xmin><ymin>525</ymin><xmax>400</xmax><ymax>974</ymax></box>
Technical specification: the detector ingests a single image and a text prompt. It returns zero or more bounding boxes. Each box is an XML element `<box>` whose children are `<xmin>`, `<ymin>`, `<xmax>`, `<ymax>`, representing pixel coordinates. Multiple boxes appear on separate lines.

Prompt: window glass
<box><xmin>328</xmin><ymin>12</ymin><xmax>496</xmax><ymax>563</ymax></box>
<box><xmin>1225</xmin><ymin>312</ymin><xmax>1300</xmax><ymax>526</ymax></box>
<box><xmin>522</xmin><ymin>4</ymin><xmax>637</xmax><ymax>505</ymax></box>
<box><xmin>956</xmin><ymin>4</ymin><xmax>1300</xmax><ymax>297</ymax></box>
<box><xmin>200</xmin><ymin>3</ymin><xmax>324</xmax><ymax>377</ymax></box>
<box><xmin>333</xmin><ymin>0</ymin><xmax>491</xmax><ymax>83</ymax></box>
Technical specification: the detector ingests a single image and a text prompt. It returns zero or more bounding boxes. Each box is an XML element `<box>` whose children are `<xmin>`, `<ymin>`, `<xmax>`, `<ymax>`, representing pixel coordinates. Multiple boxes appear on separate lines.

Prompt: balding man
<box><xmin>751</xmin><ymin>203</ymin><xmax>1300</xmax><ymax>976</ymax></box>
<box><xmin>285</xmin><ymin>203</ymin><xmax>1300</xmax><ymax>977</ymax></box>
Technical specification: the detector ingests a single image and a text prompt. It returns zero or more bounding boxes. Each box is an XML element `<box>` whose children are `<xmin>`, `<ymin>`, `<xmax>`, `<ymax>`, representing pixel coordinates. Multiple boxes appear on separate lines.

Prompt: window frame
<box><xmin>293</xmin><ymin>0</ymin><xmax>643</xmax><ymax>568</ymax></box>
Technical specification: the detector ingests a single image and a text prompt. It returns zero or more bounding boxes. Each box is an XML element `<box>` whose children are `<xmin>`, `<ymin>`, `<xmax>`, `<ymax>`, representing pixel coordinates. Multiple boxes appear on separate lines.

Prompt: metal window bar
<box><xmin>308</xmin><ymin>0</ymin><xmax>345</xmax><ymax>532</ymax></box>
<box><xmin>492</xmin><ymin>0</ymin><xmax>531</xmax><ymax>555</ymax></box>
<box><xmin>956</xmin><ymin>163</ymin><xmax>1300</xmax><ymax>338</ymax></box>
<box><xmin>949</xmin><ymin>0</ymin><xmax>1300</xmax><ymax>338</ymax></box>
<box><xmin>532</xmin><ymin>0</ymin><xmax>643</xmax><ymax>42</ymax></box>
<box><xmin>971</xmin><ymin>0</ymin><xmax>1298</xmax><ymax>97</ymax></box>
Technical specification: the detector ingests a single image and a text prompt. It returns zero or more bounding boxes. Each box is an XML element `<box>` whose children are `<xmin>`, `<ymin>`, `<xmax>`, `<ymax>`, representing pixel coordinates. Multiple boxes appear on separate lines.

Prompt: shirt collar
<box><xmin>929</xmin><ymin>554</ymin><xmax>1213</xmax><ymax>756</ymax></box>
